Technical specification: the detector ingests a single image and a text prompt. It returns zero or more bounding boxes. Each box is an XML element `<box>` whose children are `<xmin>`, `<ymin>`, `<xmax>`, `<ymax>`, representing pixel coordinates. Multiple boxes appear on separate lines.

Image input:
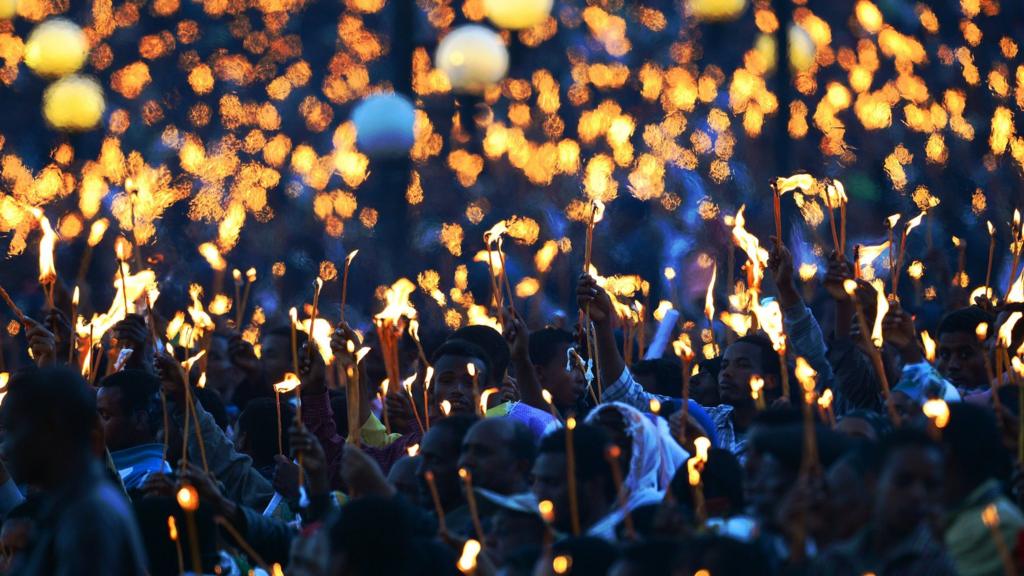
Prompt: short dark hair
<box><xmin>98</xmin><ymin>369</ymin><xmax>162</xmax><ymax>434</ymax></box>
<box><xmin>432</xmin><ymin>339</ymin><xmax>493</xmax><ymax>381</ymax></box>
<box><xmin>631</xmin><ymin>358</ymin><xmax>683</xmax><ymax>397</ymax></box>
<box><xmin>539</xmin><ymin>424</ymin><xmax>615</xmax><ymax>501</ymax></box>
<box><xmin>449</xmin><ymin>325</ymin><xmax>510</xmax><ymax>379</ymax></box>
<box><xmin>237</xmin><ymin>397</ymin><xmax>294</xmax><ymax>467</ymax></box>
<box><xmin>877</xmin><ymin>428</ymin><xmax>939</xmax><ymax>469</ymax></box>
<box><xmin>528</xmin><ymin>328</ymin><xmax>574</xmax><ymax>367</ymax></box>
<box><xmin>941</xmin><ymin>402</ymin><xmax>1011</xmax><ymax>489</ymax></box>
<box><xmin>3</xmin><ymin>367</ymin><xmax>96</xmax><ymax>449</ymax></box>
<box><xmin>938</xmin><ymin>307</ymin><xmax>995</xmax><ymax>339</ymax></box>
<box><xmin>670</xmin><ymin>447</ymin><xmax>744</xmax><ymax>513</ymax></box>
<box><xmin>735</xmin><ymin>334</ymin><xmax>782</xmax><ymax>379</ymax></box>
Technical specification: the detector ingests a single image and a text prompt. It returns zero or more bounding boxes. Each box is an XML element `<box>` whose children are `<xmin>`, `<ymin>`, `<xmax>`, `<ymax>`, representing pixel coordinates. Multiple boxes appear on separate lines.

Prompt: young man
<box><xmin>935</xmin><ymin>307</ymin><xmax>995</xmax><ymax>392</ymax></box>
<box><xmin>579</xmin><ymin>271</ymin><xmax>779</xmax><ymax>455</ymax></box>
<box><xmin>531</xmin><ymin>423</ymin><xmax>618</xmax><ymax>539</ymax></box>
<box><xmin>506</xmin><ymin>323</ymin><xmax>588</xmax><ymax>417</ymax></box>
<box><xmin>2</xmin><ymin>367</ymin><xmax>148</xmax><ymax>575</ymax></box>
<box><xmin>96</xmin><ymin>369</ymin><xmax>172</xmax><ymax>493</ymax></box>
<box><xmin>812</xmin><ymin>430</ymin><xmax>955</xmax><ymax>575</ymax></box>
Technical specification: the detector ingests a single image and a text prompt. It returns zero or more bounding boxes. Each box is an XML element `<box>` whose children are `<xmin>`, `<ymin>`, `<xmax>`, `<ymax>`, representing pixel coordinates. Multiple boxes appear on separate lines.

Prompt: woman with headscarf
<box><xmin>584</xmin><ymin>402</ymin><xmax>689</xmax><ymax>538</ymax></box>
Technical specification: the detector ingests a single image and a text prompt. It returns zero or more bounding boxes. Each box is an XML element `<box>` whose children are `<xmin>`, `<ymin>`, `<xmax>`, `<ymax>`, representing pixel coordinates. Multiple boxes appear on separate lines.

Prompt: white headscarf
<box><xmin>585</xmin><ymin>401</ymin><xmax>690</xmax><ymax>511</ymax></box>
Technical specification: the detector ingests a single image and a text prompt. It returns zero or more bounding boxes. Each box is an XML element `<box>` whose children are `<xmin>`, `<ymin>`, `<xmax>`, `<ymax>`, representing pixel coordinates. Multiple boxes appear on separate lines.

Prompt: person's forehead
<box><xmin>725</xmin><ymin>342</ymin><xmax>760</xmax><ymax>363</ymax></box>
<box><xmin>422</xmin><ymin>427</ymin><xmax>458</xmax><ymax>455</ymax></box>
<box><xmin>435</xmin><ymin>354</ymin><xmax>484</xmax><ymax>373</ymax></box>
<box><xmin>95</xmin><ymin>386</ymin><xmax>121</xmax><ymax>404</ymax></box>
<box><xmin>938</xmin><ymin>332</ymin><xmax>980</xmax><ymax>348</ymax></box>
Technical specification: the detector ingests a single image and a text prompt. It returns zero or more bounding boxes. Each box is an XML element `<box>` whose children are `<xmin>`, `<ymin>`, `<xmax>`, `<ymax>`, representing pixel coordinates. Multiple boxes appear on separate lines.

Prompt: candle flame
<box><xmin>440</xmin><ymin>400</ymin><xmax>452</xmax><ymax>416</ymax></box>
<box><xmin>988</xmin><ymin>221</ymin><xmax>996</xmax><ymax>237</ymax></box>
<box><xmin>904</xmin><ymin>212</ymin><xmax>925</xmax><ymax>236</ymax></box>
<box><xmin>167</xmin><ymin>516</ymin><xmax>178</xmax><ymax>541</ymax></box>
<box><xmin>870</xmin><ymin>279</ymin><xmax>889</xmax><ymax>348</ymax></box>
<box><xmin>477</xmin><ymin>385</ymin><xmax>497</xmax><ymax>412</ymax></box>
<box><xmin>672</xmin><ymin>333</ymin><xmax>695</xmax><ymax>362</ymax></box>
<box><xmin>176</xmin><ymin>485</ymin><xmax>198</xmax><ymax>512</ymax></box>
<box><xmin>649</xmin><ymin>398</ymin><xmax>661</xmax><ymax>413</ymax></box>
<box><xmin>407</xmin><ymin>443</ymin><xmax>420</xmax><ymax>457</ymax></box>
<box><xmin>483</xmin><ymin>219</ymin><xmax>509</xmax><ymax>245</ymax></box>
<box><xmin>72</xmin><ymin>285</ymin><xmax>80</xmax><ymax>306</ymax></box>
<box><xmin>694</xmin><ymin>436</ymin><xmax>711</xmax><ymax>463</ymax></box>
<box><xmin>774</xmin><ymin>173</ymin><xmax>815</xmax><ymax>194</ymax></box>
<box><xmin>842</xmin><ymin>279</ymin><xmax>859</xmax><ymax>296</ymax></box>
<box><xmin>466</xmin><ymin>362</ymin><xmax>476</xmax><ymax>377</ymax></box>
<box><xmin>825</xmin><ymin>178</ymin><xmax>848</xmax><ymax>207</ymax></box>
<box><xmin>245</xmin><ymin>268</ymin><xmax>257</xmax><ymax>282</ymax></box>
<box><xmin>273</xmin><ymin>372</ymin><xmax>301</xmax><ymax>394</ymax></box>
<box><xmin>535</xmin><ymin>240</ymin><xmax>559</xmax><ymax>274</ymax></box>
<box><xmin>566</xmin><ymin>416</ymin><xmax>577</xmax><ymax>430</ymax></box>
<box><xmin>704</xmin><ymin>264</ymin><xmax>717</xmax><ymax>322</ymax></box>
<box><xmin>856</xmin><ymin>241</ymin><xmax>890</xmax><ymax>279</ymax></box>
<box><xmin>795</xmin><ymin>356</ymin><xmax>817</xmax><ymax>393</ymax></box>
<box><xmin>552</xmin><ymin>555</ymin><xmax>572</xmax><ymax>574</ymax></box>
<box><xmin>456</xmin><ymin>539</ymin><xmax>481</xmax><ymax>574</ymax></box>
<box><xmin>921</xmin><ymin>330</ymin><xmax>937</xmax><ymax>363</ymax></box>
<box><xmin>982</xmin><ymin>503</ymin><xmax>1000</xmax><ymax>528</ymax></box>
<box><xmin>998</xmin><ymin>312</ymin><xmax>1022</xmax><ymax>349</ymax></box>
<box><xmin>374</xmin><ymin>278</ymin><xmax>418</xmax><ymax>324</ymax></box>
<box><xmin>687</xmin><ymin>457</ymin><xmax>702</xmax><ymax>486</ymax></box>
<box><xmin>87</xmin><ymin>218</ymin><xmax>109</xmax><ymax>247</ymax></box>
<box><xmin>542</xmin><ymin>389</ymin><xmax>554</xmax><ymax>405</ymax></box>
<box><xmin>232</xmin><ymin>269</ymin><xmax>242</xmax><ymax>284</ymax></box>
<box><xmin>817</xmin><ymin>388</ymin><xmax>833</xmax><ymax>410</ymax></box>
<box><xmin>345</xmin><ymin>250</ymin><xmax>360</xmax><ymax>266</ymax></box>
<box><xmin>33</xmin><ymin>209</ymin><xmax>57</xmax><ymax>285</ymax></box>
<box><xmin>886</xmin><ymin>214</ymin><xmax>900</xmax><ymax>230</ymax></box>
<box><xmin>538</xmin><ymin>500</ymin><xmax>555</xmax><ymax>523</ymax></box>
<box><xmin>952</xmin><ymin>236</ymin><xmax>961</xmax><ymax>248</ymax></box>
<box><xmin>750</xmin><ymin>375</ymin><xmax>764</xmax><ymax>400</ymax></box>
<box><xmin>922</xmin><ymin>399</ymin><xmax>950</xmax><ymax>429</ymax></box>
<box><xmin>976</xmin><ymin>322</ymin><xmax>990</xmax><ymax>342</ymax></box>
<box><xmin>197</xmin><ymin>242</ymin><xmax>226</xmax><ymax>271</ymax></box>
<box><xmin>591</xmin><ymin>198</ymin><xmax>606</xmax><ymax>224</ymax></box>
<box><xmin>731</xmin><ymin>206</ymin><xmax>769</xmax><ymax>291</ymax></box>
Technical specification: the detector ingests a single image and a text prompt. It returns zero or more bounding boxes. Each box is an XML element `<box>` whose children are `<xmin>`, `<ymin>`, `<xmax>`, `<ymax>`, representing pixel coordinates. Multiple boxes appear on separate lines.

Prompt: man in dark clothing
<box><xmin>1</xmin><ymin>367</ymin><xmax>148</xmax><ymax>575</ymax></box>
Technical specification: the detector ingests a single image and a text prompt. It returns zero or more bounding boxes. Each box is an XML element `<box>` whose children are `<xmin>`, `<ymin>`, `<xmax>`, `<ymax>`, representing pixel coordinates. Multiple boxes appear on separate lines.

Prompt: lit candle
<box><xmin>459</xmin><ymin>468</ymin><xmax>485</xmax><ymax>543</ymax></box>
<box><xmin>424</xmin><ymin>470</ymin><xmax>447</xmax><ymax>535</ymax></box>
<box><xmin>176</xmin><ymin>485</ymin><xmax>202</xmax><ymax>576</ymax></box>
<box><xmin>340</xmin><ymin>250</ymin><xmax>358</xmax><ymax>324</ymax></box>
<box><xmin>844</xmin><ymin>280</ymin><xmax>900</xmax><ymax>426</ymax></box>
<box><xmin>605</xmin><ymin>445</ymin><xmax>634</xmax><ymax>540</ymax></box>
<box><xmin>565</xmin><ymin>417</ymin><xmax>580</xmax><ymax>536</ymax></box>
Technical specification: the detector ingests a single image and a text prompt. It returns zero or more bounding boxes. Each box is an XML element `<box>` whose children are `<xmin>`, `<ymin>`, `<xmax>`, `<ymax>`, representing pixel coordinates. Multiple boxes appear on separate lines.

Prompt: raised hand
<box><xmin>882</xmin><ymin>302</ymin><xmax>923</xmax><ymax>363</ymax></box>
<box><xmin>154</xmin><ymin>352</ymin><xmax>188</xmax><ymax>405</ymax></box>
<box><xmin>23</xmin><ymin>317</ymin><xmax>57</xmax><ymax>367</ymax></box>
<box><xmin>576</xmin><ymin>274</ymin><xmax>613</xmax><ymax>327</ymax></box>
<box><xmin>289</xmin><ymin>423</ymin><xmax>328</xmax><ymax>495</ymax></box>
<box><xmin>111</xmin><ymin>314</ymin><xmax>152</xmax><ymax>371</ymax></box>
<box><xmin>227</xmin><ymin>333</ymin><xmax>261</xmax><ymax>377</ymax></box>
<box><xmin>502</xmin><ymin>311</ymin><xmax>529</xmax><ymax>363</ymax></box>
<box><xmin>298</xmin><ymin>340</ymin><xmax>327</xmax><ymax>396</ymax></box>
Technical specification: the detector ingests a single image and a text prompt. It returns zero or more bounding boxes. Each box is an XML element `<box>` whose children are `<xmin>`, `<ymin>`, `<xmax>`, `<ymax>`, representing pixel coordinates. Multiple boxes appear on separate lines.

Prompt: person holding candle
<box><xmin>154</xmin><ymin>352</ymin><xmax>275</xmax><ymax>511</ymax></box>
<box><xmin>1</xmin><ymin>367</ymin><xmax>148</xmax><ymax>575</ymax></box>
<box><xmin>810</xmin><ymin>430</ymin><xmax>955</xmax><ymax>575</ymax></box>
<box><xmin>531</xmin><ymin>423</ymin><xmax>620</xmax><ymax>540</ymax></box>
<box><xmin>457</xmin><ymin>418</ymin><xmax>536</xmax><ymax>496</ymax></box>
<box><xmin>504</xmin><ymin>320</ymin><xmax>590</xmax><ymax>419</ymax></box>
<box><xmin>934</xmin><ymin>307</ymin><xmax>998</xmax><ymax>394</ymax></box>
<box><xmin>940</xmin><ymin>403</ymin><xmax>1024</xmax><ymax>576</ymax></box>
<box><xmin>576</xmin><ymin>274</ymin><xmax>778</xmax><ymax>457</ymax></box>
<box><xmin>96</xmin><ymin>369</ymin><xmax>172</xmax><ymax>495</ymax></box>
<box><xmin>416</xmin><ymin>414</ymin><xmax>479</xmax><ymax>537</ymax></box>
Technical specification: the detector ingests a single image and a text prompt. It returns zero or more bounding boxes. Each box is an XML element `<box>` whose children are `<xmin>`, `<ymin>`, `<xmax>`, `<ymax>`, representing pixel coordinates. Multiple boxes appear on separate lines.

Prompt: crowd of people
<box><xmin>2</xmin><ymin>236</ymin><xmax>1024</xmax><ymax>576</ymax></box>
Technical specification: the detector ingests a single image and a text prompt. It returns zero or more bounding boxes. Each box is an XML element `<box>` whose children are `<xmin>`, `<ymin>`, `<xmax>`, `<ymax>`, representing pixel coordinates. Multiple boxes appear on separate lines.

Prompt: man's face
<box><xmin>874</xmin><ymin>445</ymin><xmax>943</xmax><ymax>538</ymax></box>
<box><xmin>744</xmin><ymin>451</ymin><xmax>794</xmax><ymax>526</ymax></box>
<box><xmin>536</xmin><ymin>343</ymin><xmax>586</xmax><ymax>409</ymax></box>
<box><xmin>432</xmin><ymin>355</ymin><xmax>487</xmax><ymax>417</ymax></box>
<box><xmin>531</xmin><ymin>452</ymin><xmax>569</xmax><ymax>532</ymax></box>
<box><xmin>718</xmin><ymin>342</ymin><xmax>767</xmax><ymax>405</ymax></box>
<box><xmin>260</xmin><ymin>334</ymin><xmax>292</xmax><ymax>385</ymax></box>
<box><xmin>96</xmin><ymin>387</ymin><xmax>143</xmax><ymax>452</ymax></box>
<box><xmin>458</xmin><ymin>419</ymin><xmax>523</xmax><ymax>495</ymax></box>
<box><xmin>937</xmin><ymin>332</ymin><xmax>988</xmax><ymax>390</ymax></box>
<box><xmin>417</xmin><ymin>427</ymin><xmax>463</xmax><ymax>511</ymax></box>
